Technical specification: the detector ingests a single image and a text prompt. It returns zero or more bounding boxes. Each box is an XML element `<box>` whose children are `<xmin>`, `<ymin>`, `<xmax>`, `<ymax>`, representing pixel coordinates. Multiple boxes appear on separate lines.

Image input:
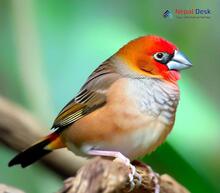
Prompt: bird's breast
<box><xmin>95</xmin><ymin>77</ymin><xmax>179</xmax><ymax>159</ymax></box>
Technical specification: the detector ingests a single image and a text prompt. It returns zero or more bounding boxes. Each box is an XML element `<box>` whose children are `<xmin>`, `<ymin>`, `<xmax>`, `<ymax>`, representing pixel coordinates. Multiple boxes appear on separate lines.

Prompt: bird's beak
<box><xmin>167</xmin><ymin>50</ymin><xmax>192</xmax><ymax>71</ymax></box>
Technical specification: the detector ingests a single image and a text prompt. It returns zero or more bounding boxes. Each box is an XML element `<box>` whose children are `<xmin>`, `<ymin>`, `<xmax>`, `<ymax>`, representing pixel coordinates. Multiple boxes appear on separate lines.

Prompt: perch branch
<box><xmin>58</xmin><ymin>157</ymin><xmax>190</xmax><ymax>193</ymax></box>
<box><xmin>0</xmin><ymin>157</ymin><xmax>190</xmax><ymax>193</ymax></box>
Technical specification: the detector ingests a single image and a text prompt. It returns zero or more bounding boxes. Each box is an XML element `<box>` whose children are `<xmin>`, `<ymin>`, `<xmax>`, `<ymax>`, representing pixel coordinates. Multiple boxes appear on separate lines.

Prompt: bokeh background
<box><xmin>1</xmin><ymin>0</ymin><xmax>220</xmax><ymax>192</ymax></box>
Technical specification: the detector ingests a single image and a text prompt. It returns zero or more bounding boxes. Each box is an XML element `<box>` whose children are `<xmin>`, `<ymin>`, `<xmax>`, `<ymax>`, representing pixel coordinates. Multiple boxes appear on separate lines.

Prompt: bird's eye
<box><xmin>153</xmin><ymin>52</ymin><xmax>172</xmax><ymax>64</ymax></box>
<box><xmin>154</xmin><ymin>52</ymin><xmax>164</xmax><ymax>61</ymax></box>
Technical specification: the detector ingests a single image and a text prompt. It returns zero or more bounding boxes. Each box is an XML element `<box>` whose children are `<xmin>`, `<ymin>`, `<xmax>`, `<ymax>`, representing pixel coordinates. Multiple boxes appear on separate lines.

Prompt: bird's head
<box><xmin>116</xmin><ymin>35</ymin><xmax>192</xmax><ymax>82</ymax></box>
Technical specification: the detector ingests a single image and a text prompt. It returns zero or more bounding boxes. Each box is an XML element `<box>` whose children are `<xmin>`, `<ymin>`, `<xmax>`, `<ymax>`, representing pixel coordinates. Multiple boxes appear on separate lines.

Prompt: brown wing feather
<box><xmin>53</xmin><ymin>103</ymin><xmax>86</xmax><ymax>128</ymax></box>
<box><xmin>52</xmin><ymin>90</ymin><xmax>107</xmax><ymax>128</ymax></box>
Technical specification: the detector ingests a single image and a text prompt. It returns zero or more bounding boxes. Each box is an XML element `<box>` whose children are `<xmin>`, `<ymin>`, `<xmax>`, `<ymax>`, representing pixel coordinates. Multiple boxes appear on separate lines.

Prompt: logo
<box><xmin>163</xmin><ymin>10</ymin><xmax>173</xmax><ymax>18</ymax></box>
<box><xmin>163</xmin><ymin>8</ymin><xmax>211</xmax><ymax>19</ymax></box>
<box><xmin>175</xmin><ymin>9</ymin><xmax>211</xmax><ymax>19</ymax></box>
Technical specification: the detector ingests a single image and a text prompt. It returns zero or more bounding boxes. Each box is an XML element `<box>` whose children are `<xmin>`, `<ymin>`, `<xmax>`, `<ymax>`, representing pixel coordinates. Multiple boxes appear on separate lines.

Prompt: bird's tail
<box><xmin>8</xmin><ymin>130</ymin><xmax>65</xmax><ymax>168</ymax></box>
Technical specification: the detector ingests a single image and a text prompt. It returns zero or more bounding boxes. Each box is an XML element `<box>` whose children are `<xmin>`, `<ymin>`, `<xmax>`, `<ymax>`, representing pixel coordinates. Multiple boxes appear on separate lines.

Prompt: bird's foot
<box><xmin>87</xmin><ymin>150</ymin><xmax>142</xmax><ymax>191</ymax></box>
<box><xmin>114</xmin><ymin>157</ymin><xmax>142</xmax><ymax>191</ymax></box>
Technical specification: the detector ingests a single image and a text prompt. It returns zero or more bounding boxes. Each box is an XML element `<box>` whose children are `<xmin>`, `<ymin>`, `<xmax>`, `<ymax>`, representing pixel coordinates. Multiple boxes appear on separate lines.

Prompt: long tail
<box><xmin>8</xmin><ymin>130</ymin><xmax>65</xmax><ymax>168</ymax></box>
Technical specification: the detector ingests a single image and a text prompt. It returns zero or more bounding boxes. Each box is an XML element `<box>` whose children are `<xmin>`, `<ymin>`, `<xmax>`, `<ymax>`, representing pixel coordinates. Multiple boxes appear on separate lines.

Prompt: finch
<box><xmin>9</xmin><ymin>35</ymin><xmax>191</xmax><ymax>188</ymax></box>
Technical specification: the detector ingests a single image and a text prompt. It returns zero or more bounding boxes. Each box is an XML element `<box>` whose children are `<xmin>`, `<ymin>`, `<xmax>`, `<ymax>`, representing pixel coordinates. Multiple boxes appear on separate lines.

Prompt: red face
<box><xmin>117</xmin><ymin>35</ymin><xmax>191</xmax><ymax>82</ymax></box>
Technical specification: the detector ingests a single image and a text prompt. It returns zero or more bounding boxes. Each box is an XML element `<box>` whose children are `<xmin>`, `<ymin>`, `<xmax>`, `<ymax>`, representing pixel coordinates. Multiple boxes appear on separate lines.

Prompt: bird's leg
<box><xmin>87</xmin><ymin>150</ymin><xmax>142</xmax><ymax>190</ymax></box>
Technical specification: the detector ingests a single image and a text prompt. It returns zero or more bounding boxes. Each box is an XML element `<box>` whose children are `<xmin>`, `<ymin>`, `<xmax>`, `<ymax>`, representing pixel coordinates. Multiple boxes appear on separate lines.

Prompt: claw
<box><xmin>134</xmin><ymin>171</ymin><xmax>142</xmax><ymax>187</ymax></box>
<box><xmin>116</xmin><ymin>158</ymin><xmax>137</xmax><ymax>191</ymax></box>
<box><xmin>129</xmin><ymin>164</ymin><xmax>136</xmax><ymax>176</ymax></box>
<box><xmin>146</xmin><ymin>165</ymin><xmax>160</xmax><ymax>193</ymax></box>
<box><xmin>128</xmin><ymin>174</ymin><xmax>135</xmax><ymax>192</ymax></box>
<box><xmin>122</xmin><ymin>161</ymin><xmax>143</xmax><ymax>191</ymax></box>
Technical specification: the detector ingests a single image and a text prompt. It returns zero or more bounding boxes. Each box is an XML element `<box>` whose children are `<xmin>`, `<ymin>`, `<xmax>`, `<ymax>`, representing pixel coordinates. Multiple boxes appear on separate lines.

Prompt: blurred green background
<box><xmin>1</xmin><ymin>0</ymin><xmax>220</xmax><ymax>192</ymax></box>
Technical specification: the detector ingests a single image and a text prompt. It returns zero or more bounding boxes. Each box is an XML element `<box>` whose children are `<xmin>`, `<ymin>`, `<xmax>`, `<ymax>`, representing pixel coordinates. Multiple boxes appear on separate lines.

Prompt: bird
<box><xmin>9</xmin><ymin>35</ymin><xmax>192</xmax><ymax>191</ymax></box>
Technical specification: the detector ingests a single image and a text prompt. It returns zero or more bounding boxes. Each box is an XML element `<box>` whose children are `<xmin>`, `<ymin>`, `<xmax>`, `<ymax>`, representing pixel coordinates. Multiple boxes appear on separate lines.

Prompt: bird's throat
<box><xmin>163</xmin><ymin>70</ymin><xmax>181</xmax><ymax>82</ymax></box>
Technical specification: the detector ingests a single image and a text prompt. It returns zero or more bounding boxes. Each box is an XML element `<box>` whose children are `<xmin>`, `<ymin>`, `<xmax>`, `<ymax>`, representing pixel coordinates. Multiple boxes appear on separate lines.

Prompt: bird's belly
<box><xmin>88</xmin><ymin>117</ymin><xmax>171</xmax><ymax>160</ymax></box>
<box><xmin>64</xmin><ymin>105</ymin><xmax>171</xmax><ymax>160</ymax></box>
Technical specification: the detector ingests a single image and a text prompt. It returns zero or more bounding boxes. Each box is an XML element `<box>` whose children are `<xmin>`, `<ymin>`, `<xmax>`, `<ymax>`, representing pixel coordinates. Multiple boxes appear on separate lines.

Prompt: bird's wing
<box><xmin>52</xmin><ymin>60</ymin><xmax>120</xmax><ymax>129</ymax></box>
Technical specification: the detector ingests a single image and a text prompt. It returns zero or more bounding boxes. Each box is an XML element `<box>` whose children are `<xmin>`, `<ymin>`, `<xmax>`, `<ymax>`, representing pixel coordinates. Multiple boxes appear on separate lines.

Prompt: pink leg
<box><xmin>87</xmin><ymin>150</ymin><xmax>130</xmax><ymax>165</ymax></box>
